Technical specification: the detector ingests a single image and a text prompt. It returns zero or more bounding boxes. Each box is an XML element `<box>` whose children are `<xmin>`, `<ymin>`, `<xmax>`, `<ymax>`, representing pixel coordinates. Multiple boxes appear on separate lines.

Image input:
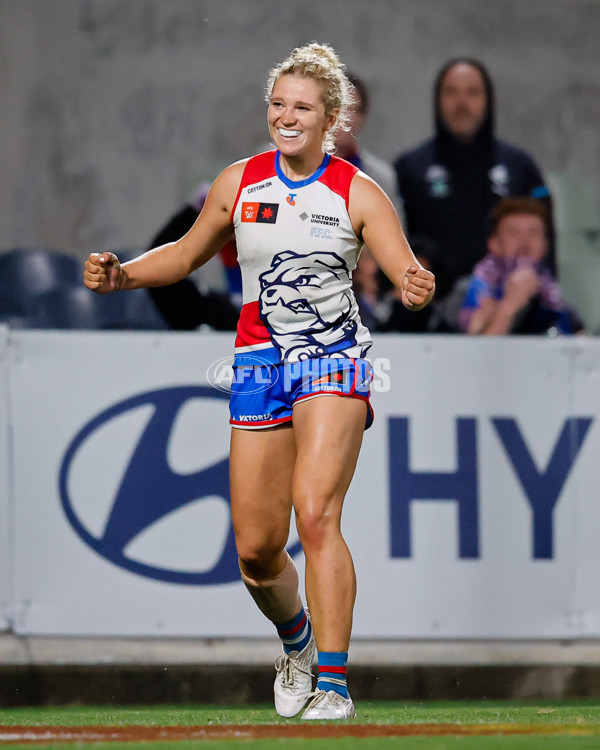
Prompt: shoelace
<box><xmin>305</xmin><ymin>690</ymin><xmax>328</xmax><ymax>708</ymax></box>
<box><xmin>275</xmin><ymin>653</ymin><xmax>313</xmax><ymax>688</ymax></box>
<box><xmin>304</xmin><ymin>689</ymin><xmax>346</xmax><ymax>711</ymax></box>
<box><xmin>305</xmin><ymin>689</ymin><xmax>352</xmax><ymax>712</ymax></box>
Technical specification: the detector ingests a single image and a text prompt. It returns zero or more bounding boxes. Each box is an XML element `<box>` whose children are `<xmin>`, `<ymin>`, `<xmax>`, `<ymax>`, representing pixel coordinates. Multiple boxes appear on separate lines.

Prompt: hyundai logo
<box><xmin>59</xmin><ymin>385</ymin><xmax>301</xmax><ymax>585</ymax></box>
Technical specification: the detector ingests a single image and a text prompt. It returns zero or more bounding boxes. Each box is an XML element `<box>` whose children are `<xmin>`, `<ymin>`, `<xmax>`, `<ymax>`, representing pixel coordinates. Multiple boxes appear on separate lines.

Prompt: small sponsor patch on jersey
<box><xmin>241</xmin><ymin>202</ymin><xmax>279</xmax><ymax>223</ymax></box>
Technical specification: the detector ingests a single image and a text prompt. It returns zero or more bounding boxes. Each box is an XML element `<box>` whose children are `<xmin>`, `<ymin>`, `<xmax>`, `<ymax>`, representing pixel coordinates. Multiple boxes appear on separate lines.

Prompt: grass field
<box><xmin>1</xmin><ymin>701</ymin><xmax>600</xmax><ymax>749</ymax></box>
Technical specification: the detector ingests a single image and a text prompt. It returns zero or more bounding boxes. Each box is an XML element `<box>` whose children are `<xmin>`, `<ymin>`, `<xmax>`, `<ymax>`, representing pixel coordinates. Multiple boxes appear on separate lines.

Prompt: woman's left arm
<box><xmin>349</xmin><ymin>173</ymin><xmax>435</xmax><ymax>311</ymax></box>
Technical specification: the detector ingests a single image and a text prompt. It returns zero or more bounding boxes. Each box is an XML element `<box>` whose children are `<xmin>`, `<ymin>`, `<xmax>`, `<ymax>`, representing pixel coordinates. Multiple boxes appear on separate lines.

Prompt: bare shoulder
<box><xmin>349</xmin><ymin>170</ymin><xmax>398</xmax><ymax>227</ymax></box>
<box><xmin>213</xmin><ymin>159</ymin><xmax>248</xmax><ymax>193</ymax></box>
<box><xmin>353</xmin><ymin>169</ymin><xmax>380</xmax><ymax>190</ymax></box>
<box><xmin>350</xmin><ymin>170</ymin><xmax>395</xmax><ymax>207</ymax></box>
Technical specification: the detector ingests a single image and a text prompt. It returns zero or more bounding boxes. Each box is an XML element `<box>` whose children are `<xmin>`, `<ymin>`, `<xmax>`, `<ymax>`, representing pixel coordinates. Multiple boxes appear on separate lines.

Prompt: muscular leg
<box><xmin>231</xmin><ymin>423</ymin><xmax>316</xmax><ymax>718</ymax></box>
<box><xmin>230</xmin><ymin>424</ymin><xmax>300</xmax><ymax>622</ymax></box>
<box><xmin>291</xmin><ymin>395</ymin><xmax>366</xmax><ymax>652</ymax></box>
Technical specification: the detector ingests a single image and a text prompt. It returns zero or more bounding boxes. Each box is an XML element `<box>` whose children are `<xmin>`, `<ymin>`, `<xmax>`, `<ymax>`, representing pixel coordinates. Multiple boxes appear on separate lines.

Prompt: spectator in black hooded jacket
<box><xmin>394</xmin><ymin>58</ymin><xmax>555</xmax><ymax>302</ymax></box>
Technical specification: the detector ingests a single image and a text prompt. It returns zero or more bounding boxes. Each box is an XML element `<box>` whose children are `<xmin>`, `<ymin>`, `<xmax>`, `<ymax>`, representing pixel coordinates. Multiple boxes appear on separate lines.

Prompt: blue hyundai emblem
<box><xmin>61</xmin><ymin>386</ymin><xmax>236</xmax><ymax>584</ymax></box>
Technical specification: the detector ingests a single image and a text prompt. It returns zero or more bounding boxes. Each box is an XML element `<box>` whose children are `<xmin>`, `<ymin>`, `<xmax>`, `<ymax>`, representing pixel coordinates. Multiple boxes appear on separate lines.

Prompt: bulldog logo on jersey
<box><xmin>258</xmin><ymin>250</ymin><xmax>358</xmax><ymax>362</ymax></box>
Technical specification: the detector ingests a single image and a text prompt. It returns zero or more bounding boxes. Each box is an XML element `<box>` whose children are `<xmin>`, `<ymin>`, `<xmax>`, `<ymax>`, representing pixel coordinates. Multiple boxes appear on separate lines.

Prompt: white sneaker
<box><xmin>273</xmin><ymin>633</ymin><xmax>316</xmax><ymax>717</ymax></box>
<box><xmin>301</xmin><ymin>689</ymin><xmax>356</xmax><ymax>720</ymax></box>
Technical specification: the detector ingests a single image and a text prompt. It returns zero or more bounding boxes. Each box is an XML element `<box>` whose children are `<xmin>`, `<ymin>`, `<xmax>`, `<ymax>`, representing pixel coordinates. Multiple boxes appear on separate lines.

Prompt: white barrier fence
<box><xmin>1</xmin><ymin>327</ymin><xmax>599</xmax><ymax>638</ymax></box>
<box><xmin>0</xmin><ymin>327</ymin><xmax>10</xmax><ymax>630</ymax></box>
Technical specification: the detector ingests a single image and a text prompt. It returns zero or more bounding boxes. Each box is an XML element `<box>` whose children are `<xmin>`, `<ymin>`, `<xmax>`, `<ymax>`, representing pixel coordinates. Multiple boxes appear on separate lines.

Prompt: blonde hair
<box><xmin>265</xmin><ymin>42</ymin><xmax>356</xmax><ymax>154</ymax></box>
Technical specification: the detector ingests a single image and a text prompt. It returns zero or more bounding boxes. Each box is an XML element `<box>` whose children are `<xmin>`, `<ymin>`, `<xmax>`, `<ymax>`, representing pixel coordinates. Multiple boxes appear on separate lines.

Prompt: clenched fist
<box><xmin>83</xmin><ymin>252</ymin><xmax>126</xmax><ymax>294</ymax></box>
<box><xmin>402</xmin><ymin>262</ymin><xmax>436</xmax><ymax>310</ymax></box>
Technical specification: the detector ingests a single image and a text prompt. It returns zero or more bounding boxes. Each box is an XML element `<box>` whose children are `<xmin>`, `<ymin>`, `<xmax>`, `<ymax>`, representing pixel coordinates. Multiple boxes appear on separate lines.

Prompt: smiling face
<box><xmin>267</xmin><ymin>74</ymin><xmax>337</xmax><ymax>162</ymax></box>
<box><xmin>439</xmin><ymin>63</ymin><xmax>488</xmax><ymax>143</ymax></box>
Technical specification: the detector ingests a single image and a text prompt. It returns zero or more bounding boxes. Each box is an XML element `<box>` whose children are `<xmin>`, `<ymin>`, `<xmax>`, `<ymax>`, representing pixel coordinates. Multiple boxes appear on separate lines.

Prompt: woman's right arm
<box><xmin>84</xmin><ymin>161</ymin><xmax>245</xmax><ymax>293</ymax></box>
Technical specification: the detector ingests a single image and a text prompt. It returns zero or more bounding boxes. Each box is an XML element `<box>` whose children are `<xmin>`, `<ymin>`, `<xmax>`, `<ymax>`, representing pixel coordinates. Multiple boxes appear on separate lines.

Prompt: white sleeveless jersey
<box><xmin>231</xmin><ymin>150</ymin><xmax>372</xmax><ymax>363</ymax></box>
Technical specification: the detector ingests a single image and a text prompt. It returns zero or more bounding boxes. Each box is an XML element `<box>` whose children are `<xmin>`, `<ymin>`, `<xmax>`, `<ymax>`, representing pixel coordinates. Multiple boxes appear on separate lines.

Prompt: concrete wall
<box><xmin>1</xmin><ymin>0</ymin><xmax>599</xmax><ymax>327</ymax></box>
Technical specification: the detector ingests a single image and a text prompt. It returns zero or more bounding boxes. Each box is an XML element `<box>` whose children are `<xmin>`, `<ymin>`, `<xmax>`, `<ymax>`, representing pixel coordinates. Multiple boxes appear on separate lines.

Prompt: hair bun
<box><xmin>294</xmin><ymin>42</ymin><xmax>343</xmax><ymax>70</ymax></box>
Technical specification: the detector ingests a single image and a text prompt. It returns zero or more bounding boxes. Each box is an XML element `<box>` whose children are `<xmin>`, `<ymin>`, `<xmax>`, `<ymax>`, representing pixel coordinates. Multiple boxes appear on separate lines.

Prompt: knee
<box><xmin>236</xmin><ymin>535</ymin><xmax>285</xmax><ymax>579</ymax></box>
<box><xmin>295</xmin><ymin>500</ymin><xmax>339</xmax><ymax>552</ymax></box>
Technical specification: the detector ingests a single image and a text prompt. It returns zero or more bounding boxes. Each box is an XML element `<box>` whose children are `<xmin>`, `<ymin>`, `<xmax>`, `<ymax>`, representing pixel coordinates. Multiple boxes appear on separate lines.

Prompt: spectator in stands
<box><xmin>459</xmin><ymin>197</ymin><xmax>584</xmax><ymax>336</ymax></box>
<box><xmin>394</xmin><ymin>58</ymin><xmax>555</xmax><ymax>300</ymax></box>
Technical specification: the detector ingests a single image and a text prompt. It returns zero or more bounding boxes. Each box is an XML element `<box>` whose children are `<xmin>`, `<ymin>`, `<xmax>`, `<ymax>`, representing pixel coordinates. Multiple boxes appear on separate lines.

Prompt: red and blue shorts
<box><xmin>229</xmin><ymin>353</ymin><xmax>374</xmax><ymax>430</ymax></box>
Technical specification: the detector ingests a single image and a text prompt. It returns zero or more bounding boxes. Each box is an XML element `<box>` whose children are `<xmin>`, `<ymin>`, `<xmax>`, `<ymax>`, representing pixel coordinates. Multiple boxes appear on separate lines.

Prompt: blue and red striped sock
<box><xmin>276</xmin><ymin>608</ymin><xmax>312</xmax><ymax>655</ymax></box>
<box><xmin>316</xmin><ymin>651</ymin><xmax>349</xmax><ymax>698</ymax></box>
